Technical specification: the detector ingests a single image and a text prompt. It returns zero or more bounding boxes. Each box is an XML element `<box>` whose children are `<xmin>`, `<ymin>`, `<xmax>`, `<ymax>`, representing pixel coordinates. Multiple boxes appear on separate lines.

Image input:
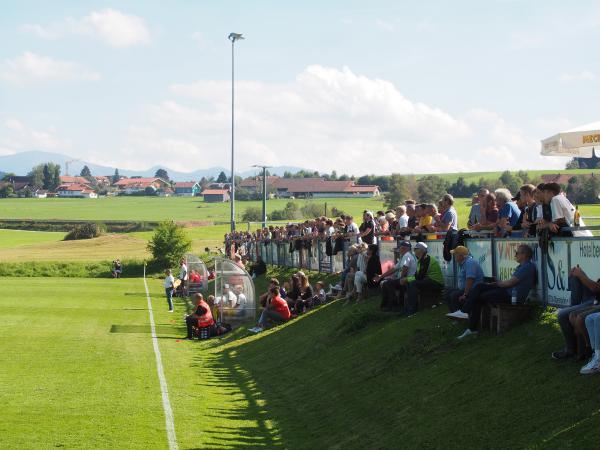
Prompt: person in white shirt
<box><xmin>344</xmin><ymin>215</ymin><xmax>361</xmax><ymax>244</ymax></box>
<box><xmin>215</xmin><ymin>284</ymin><xmax>238</xmax><ymax>308</ymax></box>
<box><xmin>164</xmin><ymin>269</ymin><xmax>175</xmax><ymax>312</ymax></box>
<box><xmin>396</xmin><ymin>206</ymin><xmax>409</xmax><ymax>229</ymax></box>
<box><xmin>544</xmin><ymin>183</ymin><xmax>592</xmax><ymax>237</ymax></box>
<box><xmin>375</xmin><ymin>241</ymin><xmax>417</xmax><ymax>311</ymax></box>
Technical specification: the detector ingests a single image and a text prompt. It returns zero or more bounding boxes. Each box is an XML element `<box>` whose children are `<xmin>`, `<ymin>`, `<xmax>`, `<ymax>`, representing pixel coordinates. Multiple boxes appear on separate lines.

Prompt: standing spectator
<box><xmin>375</xmin><ymin>241</ymin><xmax>417</xmax><ymax>311</ymax></box>
<box><xmin>406</xmin><ymin>203</ymin><xmax>418</xmax><ymax>229</ymax></box>
<box><xmin>177</xmin><ymin>259</ymin><xmax>188</xmax><ymax>297</ymax></box>
<box><xmin>519</xmin><ymin>184</ymin><xmax>538</xmax><ymax>237</ymax></box>
<box><xmin>396</xmin><ymin>206</ymin><xmax>409</xmax><ymax>229</ymax></box>
<box><xmin>359</xmin><ymin>211</ymin><xmax>377</xmax><ymax>245</ymax></box>
<box><xmin>468</xmin><ymin>188</ymin><xmax>489</xmax><ymax>229</ymax></box>
<box><xmin>447</xmin><ymin>244</ymin><xmax>537</xmax><ymax>338</ymax></box>
<box><xmin>112</xmin><ymin>259</ymin><xmax>123</xmax><ymax>278</ymax></box>
<box><xmin>551</xmin><ymin>266</ymin><xmax>600</xmax><ymax>360</ymax></box>
<box><xmin>436</xmin><ymin>194</ymin><xmax>458</xmax><ymax>232</ymax></box>
<box><xmin>444</xmin><ymin>246</ymin><xmax>484</xmax><ymax>312</ymax></box>
<box><xmin>344</xmin><ymin>215</ymin><xmax>361</xmax><ymax>244</ymax></box>
<box><xmin>543</xmin><ymin>182</ymin><xmax>592</xmax><ymax>237</ymax></box>
<box><xmin>164</xmin><ymin>269</ymin><xmax>175</xmax><ymax>313</ymax></box>
<box><xmin>495</xmin><ymin>189</ymin><xmax>521</xmax><ymax>236</ymax></box>
<box><xmin>399</xmin><ymin>242</ymin><xmax>444</xmax><ymax>316</ymax></box>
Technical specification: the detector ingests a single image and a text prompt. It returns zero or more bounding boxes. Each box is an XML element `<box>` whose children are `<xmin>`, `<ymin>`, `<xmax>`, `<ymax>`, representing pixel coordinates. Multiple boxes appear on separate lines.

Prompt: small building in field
<box><xmin>201</xmin><ymin>189</ymin><xmax>230</xmax><ymax>203</ymax></box>
<box><xmin>34</xmin><ymin>189</ymin><xmax>48</xmax><ymax>199</ymax></box>
<box><xmin>56</xmin><ymin>184</ymin><xmax>98</xmax><ymax>198</ymax></box>
<box><xmin>239</xmin><ymin>176</ymin><xmax>380</xmax><ymax>198</ymax></box>
<box><xmin>173</xmin><ymin>181</ymin><xmax>201</xmax><ymax>197</ymax></box>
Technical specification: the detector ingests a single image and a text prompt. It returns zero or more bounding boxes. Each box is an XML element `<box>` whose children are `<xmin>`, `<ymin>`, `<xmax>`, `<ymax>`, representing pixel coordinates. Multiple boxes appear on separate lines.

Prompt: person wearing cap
<box><xmin>399</xmin><ymin>242</ymin><xmax>444</xmax><ymax>316</ymax></box>
<box><xmin>447</xmin><ymin>244</ymin><xmax>537</xmax><ymax>339</ymax></box>
<box><xmin>444</xmin><ymin>246</ymin><xmax>484</xmax><ymax>313</ymax></box>
<box><xmin>375</xmin><ymin>240</ymin><xmax>417</xmax><ymax>311</ymax></box>
<box><xmin>359</xmin><ymin>211</ymin><xmax>377</xmax><ymax>245</ymax></box>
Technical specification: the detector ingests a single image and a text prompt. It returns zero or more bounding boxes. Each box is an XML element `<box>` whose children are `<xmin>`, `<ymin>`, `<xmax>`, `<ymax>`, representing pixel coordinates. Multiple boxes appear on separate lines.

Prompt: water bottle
<box><xmin>511</xmin><ymin>289</ymin><xmax>517</xmax><ymax>305</ymax></box>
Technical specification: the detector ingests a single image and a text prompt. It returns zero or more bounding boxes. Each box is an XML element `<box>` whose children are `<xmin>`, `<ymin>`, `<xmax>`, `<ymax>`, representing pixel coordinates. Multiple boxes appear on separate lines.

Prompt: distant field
<box><xmin>431</xmin><ymin>168</ymin><xmax>598</xmax><ymax>184</ymax></box>
<box><xmin>0</xmin><ymin>196</ymin><xmax>386</xmax><ymax>222</ymax></box>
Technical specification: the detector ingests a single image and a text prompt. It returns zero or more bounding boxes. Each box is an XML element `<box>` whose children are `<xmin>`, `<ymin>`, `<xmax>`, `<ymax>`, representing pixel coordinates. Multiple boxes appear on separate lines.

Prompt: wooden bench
<box><xmin>486</xmin><ymin>303</ymin><xmax>533</xmax><ymax>334</ymax></box>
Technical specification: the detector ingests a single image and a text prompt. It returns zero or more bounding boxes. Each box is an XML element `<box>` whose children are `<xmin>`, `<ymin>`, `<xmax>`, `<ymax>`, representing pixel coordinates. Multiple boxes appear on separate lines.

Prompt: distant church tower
<box><xmin>576</xmin><ymin>148</ymin><xmax>600</xmax><ymax>169</ymax></box>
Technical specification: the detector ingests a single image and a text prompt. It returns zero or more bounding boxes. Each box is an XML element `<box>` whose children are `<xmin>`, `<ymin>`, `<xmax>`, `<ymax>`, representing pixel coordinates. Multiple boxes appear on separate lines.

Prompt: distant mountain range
<box><xmin>0</xmin><ymin>151</ymin><xmax>309</xmax><ymax>181</ymax></box>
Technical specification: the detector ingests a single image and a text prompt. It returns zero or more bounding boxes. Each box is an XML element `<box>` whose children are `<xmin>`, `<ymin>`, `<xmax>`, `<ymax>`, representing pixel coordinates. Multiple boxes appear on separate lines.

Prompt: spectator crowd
<box><xmin>218</xmin><ymin>182</ymin><xmax>600</xmax><ymax>374</ymax></box>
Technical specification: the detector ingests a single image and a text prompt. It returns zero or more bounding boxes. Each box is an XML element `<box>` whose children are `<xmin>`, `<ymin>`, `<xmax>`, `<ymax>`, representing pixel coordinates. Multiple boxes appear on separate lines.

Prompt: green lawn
<box><xmin>0</xmin><ymin>229</ymin><xmax>65</xmax><ymax>248</ymax></box>
<box><xmin>431</xmin><ymin>168</ymin><xmax>599</xmax><ymax>184</ymax></box>
<box><xmin>0</xmin><ymin>196</ymin><xmax>386</xmax><ymax>222</ymax></box>
<box><xmin>2</xmin><ymin>271</ymin><xmax>600</xmax><ymax>449</ymax></box>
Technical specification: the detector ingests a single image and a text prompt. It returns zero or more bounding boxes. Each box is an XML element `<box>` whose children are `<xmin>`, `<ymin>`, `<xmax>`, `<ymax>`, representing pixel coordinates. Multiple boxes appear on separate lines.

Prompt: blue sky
<box><xmin>1</xmin><ymin>1</ymin><xmax>599</xmax><ymax>175</ymax></box>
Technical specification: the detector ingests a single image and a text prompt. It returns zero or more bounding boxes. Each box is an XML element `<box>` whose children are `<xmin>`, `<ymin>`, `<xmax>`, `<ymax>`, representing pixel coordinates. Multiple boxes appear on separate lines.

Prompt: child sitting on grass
<box><xmin>312</xmin><ymin>281</ymin><xmax>326</xmax><ymax>307</ymax></box>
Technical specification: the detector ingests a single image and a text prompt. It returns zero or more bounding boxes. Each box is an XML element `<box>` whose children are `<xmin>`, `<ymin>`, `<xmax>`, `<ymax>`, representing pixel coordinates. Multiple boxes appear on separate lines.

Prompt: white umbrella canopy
<box><xmin>541</xmin><ymin>121</ymin><xmax>600</xmax><ymax>157</ymax></box>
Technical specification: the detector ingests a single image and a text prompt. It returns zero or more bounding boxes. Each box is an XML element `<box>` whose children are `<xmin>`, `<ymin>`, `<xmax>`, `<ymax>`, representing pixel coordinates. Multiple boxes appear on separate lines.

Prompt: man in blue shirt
<box><xmin>444</xmin><ymin>246</ymin><xmax>484</xmax><ymax>312</ymax></box>
<box><xmin>447</xmin><ymin>244</ymin><xmax>537</xmax><ymax>338</ymax></box>
<box><xmin>496</xmin><ymin>188</ymin><xmax>521</xmax><ymax>234</ymax></box>
<box><xmin>436</xmin><ymin>194</ymin><xmax>459</xmax><ymax>232</ymax></box>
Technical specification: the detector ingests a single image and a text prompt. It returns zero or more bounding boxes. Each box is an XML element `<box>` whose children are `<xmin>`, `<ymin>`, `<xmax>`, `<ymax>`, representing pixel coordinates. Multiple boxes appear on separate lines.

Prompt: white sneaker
<box><xmin>446</xmin><ymin>310</ymin><xmax>469</xmax><ymax>320</ymax></box>
<box><xmin>168</xmin><ymin>309</ymin><xmax>174</xmax><ymax>313</ymax></box>
<box><xmin>333</xmin><ymin>284</ymin><xmax>342</xmax><ymax>290</ymax></box>
<box><xmin>580</xmin><ymin>355</ymin><xmax>600</xmax><ymax>375</ymax></box>
<box><xmin>457</xmin><ymin>329</ymin><xmax>478</xmax><ymax>340</ymax></box>
<box><xmin>248</xmin><ymin>327</ymin><xmax>263</xmax><ymax>334</ymax></box>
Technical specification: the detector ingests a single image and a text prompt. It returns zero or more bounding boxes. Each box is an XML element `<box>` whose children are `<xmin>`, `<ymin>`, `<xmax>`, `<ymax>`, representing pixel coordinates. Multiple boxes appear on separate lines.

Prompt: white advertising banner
<box><xmin>466</xmin><ymin>240</ymin><xmax>494</xmax><ymax>278</ymax></box>
<box><xmin>494</xmin><ymin>239</ymin><xmax>543</xmax><ymax>299</ymax></box>
<box><xmin>570</xmin><ymin>239</ymin><xmax>600</xmax><ymax>284</ymax></box>
<box><xmin>545</xmin><ymin>240</ymin><xmax>571</xmax><ymax>307</ymax></box>
<box><xmin>426</xmin><ymin>240</ymin><xmax>455</xmax><ymax>286</ymax></box>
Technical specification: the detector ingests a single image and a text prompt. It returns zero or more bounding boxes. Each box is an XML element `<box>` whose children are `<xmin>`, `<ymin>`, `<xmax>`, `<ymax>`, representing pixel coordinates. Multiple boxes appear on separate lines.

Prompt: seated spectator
<box><xmin>260</xmin><ymin>278</ymin><xmax>284</xmax><ymax>307</ymax></box>
<box><xmin>233</xmin><ymin>285</ymin><xmax>247</xmax><ymax>308</ymax></box>
<box><xmin>354</xmin><ymin>244</ymin><xmax>382</xmax><ymax>302</ymax></box>
<box><xmin>233</xmin><ymin>254</ymin><xmax>245</xmax><ymax>269</ymax></box>
<box><xmin>312</xmin><ymin>281</ymin><xmax>326</xmax><ymax>307</ymax></box>
<box><xmin>189</xmin><ymin>270</ymin><xmax>201</xmax><ymax>284</ymax></box>
<box><xmin>447</xmin><ymin>244</ymin><xmax>537</xmax><ymax>338</ymax></box>
<box><xmin>293</xmin><ymin>272</ymin><xmax>314</xmax><ymax>314</ymax></box>
<box><xmin>208</xmin><ymin>269</ymin><xmax>216</xmax><ymax>280</ymax></box>
<box><xmin>249</xmin><ymin>287</ymin><xmax>291</xmax><ymax>333</ymax></box>
<box><xmin>185</xmin><ymin>294</ymin><xmax>230</xmax><ymax>340</ymax></box>
<box><xmin>215</xmin><ymin>284</ymin><xmax>238</xmax><ymax>308</ymax></box>
<box><xmin>112</xmin><ymin>259</ymin><xmax>122</xmax><ymax>278</ymax></box>
<box><xmin>249</xmin><ymin>255</ymin><xmax>267</xmax><ymax>278</ymax></box>
<box><xmin>375</xmin><ymin>240</ymin><xmax>417</xmax><ymax>312</ymax></box>
<box><xmin>551</xmin><ymin>266</ymin><xmax>600</xmax><ymax>360</ymax></box>
<box><xmin>581</xmin><ymin>310</ymin><xmax>600</xmax><ymax>374</ymax></box>
<box><xmin>436</xmin><ymin>194</ymin><xmax>458</xmax><ymax>232</ymax></box>
<box><xmin>398</xmin><ymin>242</ymin><xmax>444</xmax><ymax>316</ymax></box>
<box><xmin>444</xmin><ymin>246</ymin><xmax>484</xmax><ymax>312</ymax></box>
<box><xmin>339</xmin><ymin>244</ymin><xmax>361</xmax><ymax>301</ymax></box>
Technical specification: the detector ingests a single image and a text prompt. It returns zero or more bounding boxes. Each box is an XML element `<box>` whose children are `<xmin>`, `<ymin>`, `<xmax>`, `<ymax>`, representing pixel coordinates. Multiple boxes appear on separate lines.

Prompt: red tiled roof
<box><xmin>114</xmin><ymin>177</ymin><xmax>166</xmax><ymax>186</ymax></box>
<box><xmin>174</xmin><ymin>182</ymin><xmax>198</xmax><ymax>188</ymax></box>
<box><xmin>541</xmin><ymin>173</ymin><xmax>594</xmax><ymax>185</ymax></box>
<box><xmin>202</xmin><ymin>189</ymin><xmax>229</xmax><ymax>195</ymax></box>
<box><xmin>238</xmin><ymin>176</ymin><xmax>379</xmax><ymax>194</ymax></box>
<box><xmin>239</xmin><ymin>176</ymin><xmax>280</xmax><ymax>188</ymax></box>
<box><xmin>57</xmin><ymin>184</ymin><xmax>95</xmax><ymax>193</ymax></box>
<box><xmin>60</xmin><ymin>176</ymin><xmax>89</xmax><ymax>184</ymax></box>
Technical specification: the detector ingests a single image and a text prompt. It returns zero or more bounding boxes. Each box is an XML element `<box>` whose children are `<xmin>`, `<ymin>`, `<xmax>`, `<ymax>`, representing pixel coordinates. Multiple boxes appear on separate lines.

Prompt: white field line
<box><xmin>143</xmin><ymin>267</ymin><xmax>178</xmax><ymax>450</ymax></box>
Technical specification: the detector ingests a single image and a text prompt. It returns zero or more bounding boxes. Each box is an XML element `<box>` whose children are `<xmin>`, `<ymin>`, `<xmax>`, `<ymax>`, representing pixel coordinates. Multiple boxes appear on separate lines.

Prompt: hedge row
<box><xmin>0</xmin><ymin>260</ymin><xmax>158</xmax><ymax>278</ymax></box>
<box><xmin>0</xmin><ymin>220</ymin><xmax>160</xmax><ymax>233</ymax></box>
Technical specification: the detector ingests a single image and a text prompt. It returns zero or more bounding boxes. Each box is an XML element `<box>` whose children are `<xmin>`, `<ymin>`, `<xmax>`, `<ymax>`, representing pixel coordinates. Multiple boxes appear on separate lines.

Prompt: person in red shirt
<box><xmin>185</xmin><ymin>294</ymin><xmax>230</xmax><ymax>340</ymax></box>
<box><xmin>249</xmin><ymin>287</ymin><xmax>290</xmax><ymax>333</ymax></box>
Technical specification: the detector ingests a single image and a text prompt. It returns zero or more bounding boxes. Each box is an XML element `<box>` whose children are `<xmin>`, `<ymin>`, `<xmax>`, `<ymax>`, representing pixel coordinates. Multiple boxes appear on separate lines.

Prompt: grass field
<box><xmin>0</xmin><ymin>196</ymin><xmax>386</xmax><ymax>222</ymax></box>
<box><xmin>3</xmin><ymin>270</ymin><xmax>600</xmax><ymax>449</ymax></box>
<box><xmin>432</xmin><ymin>168</ymin><xmax>599</xmax><ymax>184</ymax></box>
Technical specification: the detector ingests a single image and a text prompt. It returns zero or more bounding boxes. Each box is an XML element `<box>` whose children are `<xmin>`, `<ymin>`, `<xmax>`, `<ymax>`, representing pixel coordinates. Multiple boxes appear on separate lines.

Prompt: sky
<box><xmin>1</xmin><ymin>0</ymin><xmax>599</xmax><ymax>176</ymax></box>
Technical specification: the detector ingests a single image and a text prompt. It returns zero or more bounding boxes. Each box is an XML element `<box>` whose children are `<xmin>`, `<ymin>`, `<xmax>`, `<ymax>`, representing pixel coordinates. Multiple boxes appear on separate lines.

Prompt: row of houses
<box><xmin>1</xmin><ymin>173</ymin><xmax>381</xmax><ymax>200</ymax></box>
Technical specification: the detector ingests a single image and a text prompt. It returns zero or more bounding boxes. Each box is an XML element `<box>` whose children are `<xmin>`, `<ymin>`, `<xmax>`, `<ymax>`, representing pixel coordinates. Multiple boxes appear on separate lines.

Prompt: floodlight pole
<box><xmin>228</xmin><ymin>32</ymin><xmax>244</xmax><ymax>232</ymax></box>
<box><xmin>253</xmin><ymin>164</ymin><xmax>271</xmax><ymax>228</ymax></box>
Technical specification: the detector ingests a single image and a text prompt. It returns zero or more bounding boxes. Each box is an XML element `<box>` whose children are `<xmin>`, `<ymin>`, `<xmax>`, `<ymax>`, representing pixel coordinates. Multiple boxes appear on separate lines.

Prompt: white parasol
<box><xmin>541</xmin><ymin>121</ymin><xmax>600</xmax><ymax>157</ymax></box>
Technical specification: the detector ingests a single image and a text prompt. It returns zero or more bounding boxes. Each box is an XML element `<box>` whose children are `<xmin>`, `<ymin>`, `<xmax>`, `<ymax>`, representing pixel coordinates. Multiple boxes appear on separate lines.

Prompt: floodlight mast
<box><xmin>252</xmin><ymin>164</ymin><xmax>271</xmax><ymax>228</ymax></box>
<box><xmin>228</xmin><ymin>32</ymin><xmax>244</xmax><ymax>232</ymax></box>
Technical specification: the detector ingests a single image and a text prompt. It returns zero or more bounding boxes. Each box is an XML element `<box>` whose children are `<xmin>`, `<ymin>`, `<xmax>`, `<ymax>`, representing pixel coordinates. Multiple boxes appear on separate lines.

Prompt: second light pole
<box><xmin>228</xmin><ymin>32</ymin><xmax>244</xmax><ymax>232</ymax></box>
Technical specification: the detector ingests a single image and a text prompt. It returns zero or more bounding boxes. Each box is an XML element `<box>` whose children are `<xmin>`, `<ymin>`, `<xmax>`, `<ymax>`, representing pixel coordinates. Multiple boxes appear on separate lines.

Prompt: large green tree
<box><xmin>147</xmin><ymin>221</ymin><xmax>192</xmax><ymax>269</ymax></box>
<box><xmin>155</xmin><ymin>168</ymin><xmax>169</xmax><ymax>181</ymax></box>
<box><xmin>384</xmin><ymin>174</ymin><xmax>409</xmax><ymax>209</ymax></box>
<box><xmin>417</xmin><ymin>175</ymin><xmax>449</xmax><ymax>204</ymax></box>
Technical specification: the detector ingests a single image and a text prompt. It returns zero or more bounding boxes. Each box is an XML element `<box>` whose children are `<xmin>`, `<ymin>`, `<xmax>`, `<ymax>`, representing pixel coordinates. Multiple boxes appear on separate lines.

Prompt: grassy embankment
<box><xmin>2</xmin><ymin>269</ymin><xmax>599</xmax><ymax>449</ymax></box>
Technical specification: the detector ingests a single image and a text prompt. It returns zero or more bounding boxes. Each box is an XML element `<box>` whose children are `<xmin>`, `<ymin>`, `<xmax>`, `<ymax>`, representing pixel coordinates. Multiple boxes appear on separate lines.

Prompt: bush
<box><xmin>147</xmin><ymin>221</ymin><xmax>192</xmax><ymax>269</ymax></box>
<box><xmin>331</xmin><ymin>207</ymin><xmax>346</xmax><ymax>217</ymax></box>
<box><xmin>270</xmin><ymin>202</ymin><xmax>302</xmax><ymax>221</ymax></box>
<box><xmin>242</xmin><ymin>206</ymin><xmax>263</xmax><ymax>222</ymax></box>
<box><xmin>301</xmin><ymin>202</ymin><xmax>327</xmax><ymax>218</ymax></box>
<box><xmin>64</xmin><ymin>222</ymin><xmax>106</xmax><ymax>240</ymax></box>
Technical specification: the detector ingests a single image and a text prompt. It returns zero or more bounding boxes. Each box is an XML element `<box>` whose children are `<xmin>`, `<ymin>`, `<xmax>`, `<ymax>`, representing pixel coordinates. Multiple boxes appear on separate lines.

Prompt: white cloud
<box><xmin>1</xmin><ymin>118</ymin><xmax>71</xmax><ymax>152</ymax></box>
<box><xmin>105</xmin><ymin>65</ymin><xmax>564</xmax><ymax>174</ymax></box>
<box><xmin>0</xmin><ymin>52</ymin><xmax>101</xmax><ymax>84</ymax></box>
<box><xmin>375</xmin><ymin>19</ymin><xmax>396</xmax><ymax>32</ymax></box>
<box><xmin>558</xmin><ymin>70</ymin><xmax>596</xmax><ymax>83</ymax></box>
<box><xmin>21</xmin><ymin>8</ymin><xmax>150</xmax><ymax>48</ymax></box>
